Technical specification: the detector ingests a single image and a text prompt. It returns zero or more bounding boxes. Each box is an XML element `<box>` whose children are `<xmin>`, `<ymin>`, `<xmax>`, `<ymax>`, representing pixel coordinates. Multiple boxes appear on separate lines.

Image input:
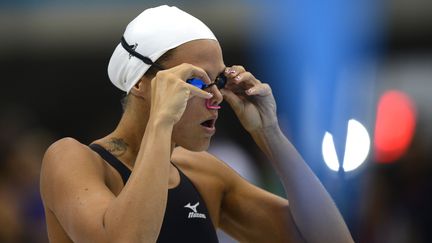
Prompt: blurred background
<box><xmin>0</xmin><ymin>0</ymin><xmax>431</xmax><ymax>242</ymax></box>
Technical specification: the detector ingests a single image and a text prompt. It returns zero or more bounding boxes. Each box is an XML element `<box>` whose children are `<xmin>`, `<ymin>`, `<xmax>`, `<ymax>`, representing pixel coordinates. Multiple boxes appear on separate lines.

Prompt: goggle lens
<box><xmin>186</xmin><ymin>73</ymin><xmax>227</xmax><ymax>90</ymax></box>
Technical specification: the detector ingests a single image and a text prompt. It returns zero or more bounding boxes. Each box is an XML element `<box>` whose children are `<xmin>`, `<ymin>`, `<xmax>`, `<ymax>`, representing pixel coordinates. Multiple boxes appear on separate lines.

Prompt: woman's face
<box><xmin>166</xmin><ymin>39</ymin><xmax>226</xmax><ymax>151</ymax></box>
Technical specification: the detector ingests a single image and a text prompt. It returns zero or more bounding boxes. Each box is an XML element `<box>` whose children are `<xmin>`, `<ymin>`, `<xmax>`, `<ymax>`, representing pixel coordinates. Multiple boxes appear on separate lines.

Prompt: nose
<box><xmin>206</xmin><ymin>85</ymin><xmax>223</xmax><ymax>109</ymax></box>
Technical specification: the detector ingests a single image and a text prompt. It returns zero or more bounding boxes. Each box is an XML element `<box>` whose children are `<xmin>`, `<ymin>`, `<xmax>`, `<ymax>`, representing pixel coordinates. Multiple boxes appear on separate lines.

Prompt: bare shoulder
<box><xmin>172</xmin><ymin>147</ymin><xmax>237</xmax><ymax>187</ymax></box>
<box><xmin>40</xmin><ymin>137</ymin><xmax>105</xmax><ymax>209</ymax></box>
<box><xmin>173</xmin><ymin>147</ymin><xmax>226</xmax><ymax>171</ymax></box>
<box><xmin>42</xmin><ymin>137</ymin><xmax>94</xmax><ymax>160</ymax></box>
<box><xmin>41</xmin><ymin>137</ymin><xmax>103</xmax><ymax>177</ymax></box>
<box><xmin>41</xmin><ymin>138</ymin><xmax>117</xmax><ymax>242</ymax></box>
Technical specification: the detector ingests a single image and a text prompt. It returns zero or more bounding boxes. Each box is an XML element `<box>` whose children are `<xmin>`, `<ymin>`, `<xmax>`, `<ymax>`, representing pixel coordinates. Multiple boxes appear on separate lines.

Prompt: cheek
<box><xmin>178</xmin><ymin>97</ymin><xmax>205</xmax><ymax>122</ymax></box>
<box><xmin>171</xmin><ymin>98</ymin><xmax>211</xmax><ymax>149</ymax></box>
<box><xmin>173</xmin><ymin>99</ymin><xmax>202</xmax><ymax>133</ymax></box>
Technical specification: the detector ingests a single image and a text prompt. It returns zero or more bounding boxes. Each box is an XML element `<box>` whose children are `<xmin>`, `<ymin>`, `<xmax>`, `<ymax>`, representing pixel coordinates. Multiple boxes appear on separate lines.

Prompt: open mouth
<box><xmin>200</xmin><ymin>119</ymin><xmax>215</xmax><ymax>128</ymax></box>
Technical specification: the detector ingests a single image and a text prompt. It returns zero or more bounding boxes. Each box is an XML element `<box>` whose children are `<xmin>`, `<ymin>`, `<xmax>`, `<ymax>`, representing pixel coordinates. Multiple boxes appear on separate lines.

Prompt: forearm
<box><xmin>103</xmin><ymin>118</ymin><xmax>173</xmax><ymax>242</ymax></box>
<box><xmin>250</xmin><ymin>125</ymin><xmax>354</xmax><ymax>243</ymax></box>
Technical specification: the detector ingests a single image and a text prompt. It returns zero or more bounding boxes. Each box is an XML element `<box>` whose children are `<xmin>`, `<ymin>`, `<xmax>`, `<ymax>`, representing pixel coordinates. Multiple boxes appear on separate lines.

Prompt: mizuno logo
<box><xmin>184</xmin><ymin>202</ymin><xmax>206</xmax><ymax>219</ymax></box>
<box><xmin>184</xmin><ymin>202</ymin><xmax>199</xmax><ymax>212</ymax></box>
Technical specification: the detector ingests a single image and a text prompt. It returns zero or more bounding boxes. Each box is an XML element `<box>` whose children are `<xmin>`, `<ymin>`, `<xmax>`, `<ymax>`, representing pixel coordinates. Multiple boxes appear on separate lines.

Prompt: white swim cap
<box><xmin>108</xmin><ymin>5</ymin><xmax>217</xmax><ymax>93</ymax></box>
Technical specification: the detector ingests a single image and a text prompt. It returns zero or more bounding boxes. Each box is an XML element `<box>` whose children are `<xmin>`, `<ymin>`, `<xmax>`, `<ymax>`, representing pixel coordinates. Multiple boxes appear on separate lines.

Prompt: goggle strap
<box><xmin>121</xmin><ymin>36</ymin><xmax>164</xmax><ymax>70</ymax></box>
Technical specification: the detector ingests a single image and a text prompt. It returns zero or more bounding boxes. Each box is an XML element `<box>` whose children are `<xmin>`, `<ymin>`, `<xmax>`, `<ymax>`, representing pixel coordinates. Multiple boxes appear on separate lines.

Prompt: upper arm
<box><xmin>40</xmin><ymin>138</ymin><xmax>115</xmax><ymax>243</ymax></box>
<box><xmin>215</xmin><ymin>158</ymin><xmax>305</xmax><ymax>243</ymax></box>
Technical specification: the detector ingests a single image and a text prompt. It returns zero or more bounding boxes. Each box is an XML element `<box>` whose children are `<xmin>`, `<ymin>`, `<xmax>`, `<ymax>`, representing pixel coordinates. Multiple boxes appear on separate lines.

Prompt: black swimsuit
<box><xmin>89</xmin><ymin>144</ymin><xmax>219</xmax><ymax>243</ymax></box>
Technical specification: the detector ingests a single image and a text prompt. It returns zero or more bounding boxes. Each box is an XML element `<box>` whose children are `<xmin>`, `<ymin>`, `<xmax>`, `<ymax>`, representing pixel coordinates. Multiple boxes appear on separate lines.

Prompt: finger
<box><xmin>175</xmin><ymin>63</ymin><xmax>212</xmax><ymax>85</ymax></box>
<box><xmin>224</xmin><ymin>65</ymin><xmax>246</xmax><ymax>78</ymax></box>
<box><xmin>220</xmin><ymin>89</ymin><xmax>243</xmax><ymax>112</ymax></box>
<box><xmin>186</xmin><ymin>82</ymin><xmax>213</xmax><ymax>99</ymax></box>
<box><xmin>246</xmin><ymin>83</ymin><xmax>272</xmax><ymax>96</ymax></box>
<box><xmin>230</xmin><ymin>72</ymin><xmax>260</xmax><ymax>88</ymax></box>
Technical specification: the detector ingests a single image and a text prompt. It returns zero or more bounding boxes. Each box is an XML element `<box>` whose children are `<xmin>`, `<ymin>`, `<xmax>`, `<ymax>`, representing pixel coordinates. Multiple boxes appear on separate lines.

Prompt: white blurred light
<box><xmin>342</xmin><ymin>119</ymin><xmax>370</xmax><ymax>172</ymax></box>
<box><xmin>322</xmin><ymin>132</ymin><xmax>340</xmax><ymax>172</ymax></box>
<box><xmin>322</xmin><ymin>119</ymin><xmax>370</xmax><ymax>172</ymax></box>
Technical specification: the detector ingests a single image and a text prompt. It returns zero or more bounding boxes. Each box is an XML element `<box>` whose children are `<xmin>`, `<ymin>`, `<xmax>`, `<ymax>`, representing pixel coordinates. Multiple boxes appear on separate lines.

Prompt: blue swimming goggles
<box><xmin>121</xmin><ymin>37</ymin><xmax>227</xmax><ymax>90</ymax></box>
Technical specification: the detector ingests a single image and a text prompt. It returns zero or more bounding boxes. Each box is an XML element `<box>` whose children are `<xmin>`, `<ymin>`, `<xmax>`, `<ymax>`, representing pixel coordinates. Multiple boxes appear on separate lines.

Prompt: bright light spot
<box><xmin>374</xmin><ymin>90</ymin><xmax>416</xmax><ymax>163</ymax></box>
<box><xmin>322</xmin><ymin>119</ymin><xmax>371</xmax><ymax>172</ymax></box>
<box><xmin>342</xmin><ymin>119</ymin><xmax>370</xmax><ymax>172</ymax></box>
<box><xmin>322</xmin><ymin>132</ymin><xmax>340</xmax><ymax>172</ymax></box>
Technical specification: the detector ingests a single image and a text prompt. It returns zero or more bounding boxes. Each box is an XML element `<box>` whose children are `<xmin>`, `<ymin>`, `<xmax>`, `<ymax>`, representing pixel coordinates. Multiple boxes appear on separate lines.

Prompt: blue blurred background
<box><xmin>0</xmin><ymin>0</ymin><xmax>431</xmax><ymax>242</ymax></box>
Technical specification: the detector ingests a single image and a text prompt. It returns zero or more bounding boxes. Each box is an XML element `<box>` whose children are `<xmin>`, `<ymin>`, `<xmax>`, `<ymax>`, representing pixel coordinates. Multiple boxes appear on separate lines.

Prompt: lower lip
<box><xmin>201</xmin><ymin>125</ymin><xmax>216</xmax><ymax>135</ymax></box>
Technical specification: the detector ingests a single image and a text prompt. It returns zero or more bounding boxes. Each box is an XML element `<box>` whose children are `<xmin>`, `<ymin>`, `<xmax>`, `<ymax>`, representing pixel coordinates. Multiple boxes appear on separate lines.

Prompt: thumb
<box><xmin>221</xmin><ymin>89</ymin><xmax>243</xmax><ymax>113</ymax></box>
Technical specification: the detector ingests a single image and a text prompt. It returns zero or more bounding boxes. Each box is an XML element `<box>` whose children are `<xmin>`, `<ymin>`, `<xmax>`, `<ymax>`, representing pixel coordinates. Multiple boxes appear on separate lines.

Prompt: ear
<box><xmin>129</xmin><ymin>78</ymin><xmax>146</xmax><ymax>98</ymax></box>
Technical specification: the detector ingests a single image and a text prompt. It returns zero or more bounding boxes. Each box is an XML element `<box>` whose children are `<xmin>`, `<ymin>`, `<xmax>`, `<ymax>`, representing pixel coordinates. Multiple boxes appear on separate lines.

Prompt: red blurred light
<box><xmin>374</xmin><ymin>90</ymin><xmax>416</xmax><ymax>163</ymax></box>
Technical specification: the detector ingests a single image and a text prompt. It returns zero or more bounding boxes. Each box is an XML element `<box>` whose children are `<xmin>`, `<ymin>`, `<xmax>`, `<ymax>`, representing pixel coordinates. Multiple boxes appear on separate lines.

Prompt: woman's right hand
<box><xmin>149</xmin><ymin>63</ymin><xmax>213</xmax><ymax>125</ymax></box>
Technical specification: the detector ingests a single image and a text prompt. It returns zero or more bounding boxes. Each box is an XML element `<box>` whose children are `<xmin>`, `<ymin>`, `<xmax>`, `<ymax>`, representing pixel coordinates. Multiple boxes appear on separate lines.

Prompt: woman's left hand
<box><xmin>221</xmin><ymin>65</ymin><xmax>278</xmax><ymax>133</ymax></box>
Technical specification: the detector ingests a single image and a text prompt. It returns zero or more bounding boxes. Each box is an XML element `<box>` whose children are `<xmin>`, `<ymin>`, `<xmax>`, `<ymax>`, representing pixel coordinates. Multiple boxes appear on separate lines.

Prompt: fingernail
<box><xmin>235</xmin><ymin>75</ymin><xmax>241</xmax><ymax>81</ymax></box>
<box><xmin>226</xmin><ymin>68</ymin><xmax>236</xmax><ymax>75</ymax></box>
<box><xmin>247</xmin><ymin>88</ymin><xmax>255</xmax><ymax>94</ymax></box>
<box><xmin>207</xmin><ymin>92</ymin><xmax>213</xmax><ymax>98</ymax></box>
